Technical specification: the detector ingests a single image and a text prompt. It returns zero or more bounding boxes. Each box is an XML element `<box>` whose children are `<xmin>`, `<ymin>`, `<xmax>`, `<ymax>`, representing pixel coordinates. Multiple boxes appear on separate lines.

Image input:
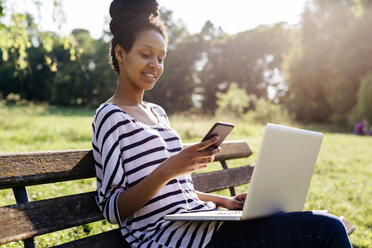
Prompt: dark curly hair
<box><xmin>109</xmin><ymin>0</ymin><xmax>168</xmax><ymax>74</ymax></box>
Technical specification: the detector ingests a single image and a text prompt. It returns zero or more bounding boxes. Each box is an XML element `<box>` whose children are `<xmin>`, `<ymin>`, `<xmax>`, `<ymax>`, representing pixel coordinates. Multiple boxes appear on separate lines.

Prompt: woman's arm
<box><xmin>116</xmin><ymin>160</ymin><xmax>172</xmax><ymax>220</ymax></box>
<box><xmin>196</xmin><ymin>191</ymin><xmax>246</xmax><ymax>210</ymax></box>
<box><xmin>116</xmin><ymin>136</ymin><xmax>221</xmax><ymax>220</ymax></box>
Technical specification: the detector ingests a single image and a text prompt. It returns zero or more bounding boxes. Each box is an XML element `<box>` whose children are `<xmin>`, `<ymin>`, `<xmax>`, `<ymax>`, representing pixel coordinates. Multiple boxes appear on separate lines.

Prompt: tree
<box><xmin>198</xmin><ymin>23</ymin><xmax>289</xmax><ymax>113</ymax></box>
<box><xmin>215</xmin><ymin>82</ymin><xmax>250</xmax><ymax>118</ymax></box>
<box><xmin>0</xmin><ymin>0</ymin><xmax>79</xmax><ymax>77</ymax></box>
<box><xmin>50</xmin><ymin>29</ymin><xmax>116</xmax><ymax>107</ymax></box>
<box><xmin>0</xmin><ymin>25</ymin><xmax>116</xmax><ymax>107</ymax></box>
<box><xmin>353</xmin><ymin>73</ymin><xmax>372</xmax><ymax>124</ymax></box>
<box><xmin>144</xmin><ymin>10</ymin><xmax>207</xmax><ymax>113</ymax></box>
<box><xmin>282</xmin><ymin>0</ymin><xmax>372</xmax><ymax>124</ymax></box>
<box><xmin>0</xmin><ymin>27</ymin><xmax>60</xmax><ymax>101</ymax></box>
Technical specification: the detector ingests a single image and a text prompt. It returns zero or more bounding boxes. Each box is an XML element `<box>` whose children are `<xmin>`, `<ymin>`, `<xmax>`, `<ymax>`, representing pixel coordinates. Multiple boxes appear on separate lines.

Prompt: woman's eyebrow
<box><xmin>141</xmin><ymin>44</ymin><xmax>166</xmax><ymax>55</ymax></box>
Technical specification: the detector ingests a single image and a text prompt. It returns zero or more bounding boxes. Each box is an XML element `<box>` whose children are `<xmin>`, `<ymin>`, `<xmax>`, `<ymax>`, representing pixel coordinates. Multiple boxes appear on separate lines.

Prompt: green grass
<box><xmin>0</xmin><ymin>104</ymin><xmax>371</xmax><ymax>247</ymax></box>
<box><xmin>0</xmin><ymin>104</ymin><xmax>94</xmax><ymax>152</ymax></box>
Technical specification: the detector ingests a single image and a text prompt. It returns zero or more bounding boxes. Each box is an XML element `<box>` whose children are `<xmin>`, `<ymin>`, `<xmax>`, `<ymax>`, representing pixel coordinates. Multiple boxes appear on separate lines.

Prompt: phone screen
<box><xmin>201</xmin><ymin>122</ymin><xmax>234</xmax><ymax>151</ymax></box>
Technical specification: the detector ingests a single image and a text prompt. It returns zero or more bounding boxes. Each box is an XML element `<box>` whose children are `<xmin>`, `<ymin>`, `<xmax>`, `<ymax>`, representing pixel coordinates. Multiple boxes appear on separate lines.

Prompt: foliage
<box><xmin>244</xmin><ymin>97</ymin><xmax>293</xmax><ymax>125</ymax></box>
<box><xmin>0</xmin><ymin>0</ymin><xmax>79</xmax><ymax>73</ymax></box>
<box><xmin>214</xmin><ymin>82</ymin><xmax>293</xmax><ymax>124</ymax></box>
<box><xmin>0</xmin><ymin>1</ymin><xmax>371</xmax><ymax>125</ymax></box>
<box><xmin>282</xmin><ymin>0</ymin><xmax>372</xmax><ymax>124</ymax></box>
<box><xmin>0</xmin><ymin>13</ymin><xmax>31</xmax><ymax>71</ymax></box>
<box><xmin>198</xmin><ymin>23</ymin><xmax>290</xmax><ymax>113</ymax></box>
<box><xmin>0</xmin><ymin>0</ymin><xmax>4</xmax><ymax>17</ymax></box>
<box><xmin>215</xmin><ymin>82</ymin><xmax>251</xmax><ymax>118</ymax></box>
<box><xmin>50</xmin><ymin>29</ymin><xmax>114</xmax><ymax>107</ymax></box>
<box><xmin>351</xmin><ymin>72</ymin><xmax>372</xmax><ymax>125</ymax></box>
<box><xmin>0</xmin><ymin>27</ymin><xmax>116</xmax><ymax>108</ymax></box>
<box><xmin>145</xmin><ymin>12</ymin><xmax>204</xmax><ymax>113</ymax></box>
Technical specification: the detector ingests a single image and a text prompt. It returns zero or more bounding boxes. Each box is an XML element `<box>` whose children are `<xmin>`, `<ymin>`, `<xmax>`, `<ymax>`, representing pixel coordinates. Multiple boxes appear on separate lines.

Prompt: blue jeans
<box><xmin>205</xmin><ymin>211</ymin><xmax>352</xmax><ymax>248</ymax></box>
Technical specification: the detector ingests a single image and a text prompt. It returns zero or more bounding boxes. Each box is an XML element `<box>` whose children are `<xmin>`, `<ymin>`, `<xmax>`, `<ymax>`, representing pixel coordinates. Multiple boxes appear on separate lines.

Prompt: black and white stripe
<box><xmin>92</xmin><ymin>103</ymin><xmax>222</xmax><ymax>248</ymax></box>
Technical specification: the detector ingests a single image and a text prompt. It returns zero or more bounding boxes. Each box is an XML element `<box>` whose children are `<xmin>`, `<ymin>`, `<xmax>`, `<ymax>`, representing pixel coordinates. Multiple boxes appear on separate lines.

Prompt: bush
<box><xmin>4</xmin><ymin>93</ymin><xmax>30</xmax><ymax>106</ymax></box>
<box><xmin>215</xmin><ymin>82</ymin><xmax>251</xmax><ymax>118</ymax></box>
<box><xmin>6</xmin><ymin>93</ymin><xmax>22</xmax><ymax>103</ymax></box>
<box><xmin>349</xmin><ymin>73</ymin><xmax>372</xmax><ymax>126</ymax></box>
<box><xmin>214</xmin><ymin>82</ymin><xmax>293</xmax><ymax>124</ymax></box>
<box><xmin>244</xmin><ymin>98</ymin><xmax>293</xmax><ymax>124</ymax></box>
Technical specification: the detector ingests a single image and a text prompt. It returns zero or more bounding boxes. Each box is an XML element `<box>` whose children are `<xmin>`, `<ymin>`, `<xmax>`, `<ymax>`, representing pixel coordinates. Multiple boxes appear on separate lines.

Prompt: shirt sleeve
<box><xmin>92</xmin><ymin>105</ymin><xmax>128</xmax><ymax>226</ymax></box>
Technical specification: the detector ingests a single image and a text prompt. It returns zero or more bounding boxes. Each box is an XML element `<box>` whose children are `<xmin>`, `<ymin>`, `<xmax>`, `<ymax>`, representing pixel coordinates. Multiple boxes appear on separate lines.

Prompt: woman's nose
<box><xmin>149</xmin><ymin>58</ymin><xmax>160</xmax><ymax>68</ymax></box>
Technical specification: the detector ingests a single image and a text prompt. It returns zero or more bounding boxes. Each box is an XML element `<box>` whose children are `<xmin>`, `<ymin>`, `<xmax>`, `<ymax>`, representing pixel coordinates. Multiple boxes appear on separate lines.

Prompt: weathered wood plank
<box><xmin>0</xmin><ymin>141</ymin><xmax>252</xmax><ymax>189</ymax></box>
<box><xmin>0</xmin><ymin>165</ymin><xmax>254</xmax><ymax>245</ymax></box>
<box><xmin>0</xmin><ymin>150</ymin><xmax>95</xmax><ymax>189</ymax></box>
<box><xmin>215</xmin><ymin>141</ymin><xmax>252</xmax><ymax>161</ymax></box>
<box><xmin>193</xmin><ymin>165</ymin><xmax>254</xmax><ymax>193</ymax></box>
<box><xmin>53</xmin><ymin>229</ymin><xmax>129</xmax><ymax>248</ymax></box>
<box><xmin>0</xmin><ymin>192</ymin><xmax>102</xmax><ymax>245</ymax></box>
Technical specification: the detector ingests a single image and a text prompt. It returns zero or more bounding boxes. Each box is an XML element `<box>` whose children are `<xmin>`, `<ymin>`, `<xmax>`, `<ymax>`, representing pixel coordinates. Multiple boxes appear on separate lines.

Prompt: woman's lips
<box><xmin>142</xmin><ymin>72</ymin><xmax>157</xmax><ymax>81</ymax></box>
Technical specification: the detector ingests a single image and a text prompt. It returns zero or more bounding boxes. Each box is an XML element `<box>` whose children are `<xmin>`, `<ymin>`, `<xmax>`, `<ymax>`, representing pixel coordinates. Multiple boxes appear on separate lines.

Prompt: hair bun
<box><xmin>110</xmin><ymin>0</ymin><xmax>159</xmax><ymax>19</ymax></box>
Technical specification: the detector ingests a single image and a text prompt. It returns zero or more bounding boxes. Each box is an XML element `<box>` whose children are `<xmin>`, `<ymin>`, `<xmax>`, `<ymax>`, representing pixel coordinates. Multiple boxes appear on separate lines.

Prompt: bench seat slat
<box><xmin>0</xmin><ymin>192</ymin><xmax>102</xmax><ymax>245</ymax></box>
<box><xmin>0</xmin><ymin>141</ymin><xmax>252</xmax><ymax>189</ymax></box>
<box><xmin>0</xmin><ymin>165</ymin><xmax>253</xmax><ymax>245</ymax></box>
<box><xmin>53</xmin><ymin>229</ymin><xmax>128</xmax><ymax>248</ymax></box>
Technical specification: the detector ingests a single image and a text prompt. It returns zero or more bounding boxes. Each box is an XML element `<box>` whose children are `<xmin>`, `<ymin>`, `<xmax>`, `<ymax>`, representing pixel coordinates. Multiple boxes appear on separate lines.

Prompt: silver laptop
<box><xmin>164</xmin><ymin>123</ymin><xmax>323</xmax><ymax>221</ymax></box>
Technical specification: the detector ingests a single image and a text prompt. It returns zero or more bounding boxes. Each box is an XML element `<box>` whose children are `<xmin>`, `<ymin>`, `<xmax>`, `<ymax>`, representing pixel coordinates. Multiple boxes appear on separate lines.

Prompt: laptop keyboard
<box><xmin>215</xmin><ymin>210</ymin><xmax>242</xmax><ymax>215</ymax></box>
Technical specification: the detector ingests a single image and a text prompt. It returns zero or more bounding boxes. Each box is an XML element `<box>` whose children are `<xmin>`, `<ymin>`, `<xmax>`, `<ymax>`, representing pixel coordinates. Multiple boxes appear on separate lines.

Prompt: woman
<box><xmin>92</xmin><ymin>0</ymin><xmax>352</xmax><ymax>247</ymax></box>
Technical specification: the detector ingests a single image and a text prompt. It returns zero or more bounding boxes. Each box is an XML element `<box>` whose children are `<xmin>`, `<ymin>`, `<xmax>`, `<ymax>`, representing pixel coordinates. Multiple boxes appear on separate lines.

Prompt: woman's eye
<box><xmin>141</xmin><ymin>53</ymin><xmax>151</xmax><ymax>58</ymax></box>
<box><xmin>158</xmin><ymin>57</ymin><xmax>164</xmax><ymax>63</ymax></box>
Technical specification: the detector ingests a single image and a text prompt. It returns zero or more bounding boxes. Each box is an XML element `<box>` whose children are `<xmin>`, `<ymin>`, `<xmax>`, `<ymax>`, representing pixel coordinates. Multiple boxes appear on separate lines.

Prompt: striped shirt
<box><xmin>92</xmin><ymin>103</ymin><xmax>222</xmax><ymax>248</ymax></box>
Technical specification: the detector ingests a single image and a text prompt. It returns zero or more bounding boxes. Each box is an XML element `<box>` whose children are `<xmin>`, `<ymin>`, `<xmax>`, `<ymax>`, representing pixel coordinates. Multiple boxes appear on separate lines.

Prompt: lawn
<box><xmin>0</xmin><ymin>104</ymin><xmax>371</xmax><ymax>247</ymax></box>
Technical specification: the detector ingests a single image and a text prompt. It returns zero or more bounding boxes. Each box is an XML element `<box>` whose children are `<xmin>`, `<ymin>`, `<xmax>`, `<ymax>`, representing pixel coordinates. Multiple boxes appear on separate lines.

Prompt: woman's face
<box><xmin>119</xmin><ymin>29</ymin><xmax>167</xmax><ymax>91</ymax></box>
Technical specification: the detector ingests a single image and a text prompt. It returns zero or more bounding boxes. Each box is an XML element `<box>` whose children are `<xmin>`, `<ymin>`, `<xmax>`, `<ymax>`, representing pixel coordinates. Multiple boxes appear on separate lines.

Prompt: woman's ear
<box><xmin>115</xmin><ymin>44</ymin><xmax>126</xmax><ymax>63</ymax></box>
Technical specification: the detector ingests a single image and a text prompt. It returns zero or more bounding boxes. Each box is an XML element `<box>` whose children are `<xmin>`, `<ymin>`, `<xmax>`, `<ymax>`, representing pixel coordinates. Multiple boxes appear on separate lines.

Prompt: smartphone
<box><xmin>200</xmin><ymin>121</ymin><xmax>234</xmax><ymax>151</ymax></box>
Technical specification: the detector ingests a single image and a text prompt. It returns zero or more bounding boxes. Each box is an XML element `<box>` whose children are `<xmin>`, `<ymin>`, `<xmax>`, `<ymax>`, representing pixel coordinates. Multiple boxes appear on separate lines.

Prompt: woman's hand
<box><xmin>160</xmin><ymin>136</ymin><xmax>221</xmax><ymax>180</ymax></box>
<box><xmin>116</xmin><ymin>136</ymin><xmax>220</xmax><ymax>220</ymax></box>
<box><xmin>196</xmin><ymin>191</ymin><xmax>247</xmax><ymax>210</ymax></box>
<box><xmin>221</xmin><ymin>193</ymin><xmax>247</xmax><ymax>210</ymax></box>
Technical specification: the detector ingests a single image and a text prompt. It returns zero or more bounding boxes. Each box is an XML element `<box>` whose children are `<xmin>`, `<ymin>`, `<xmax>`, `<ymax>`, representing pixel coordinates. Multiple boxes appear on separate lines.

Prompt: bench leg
<box><xmin>220</xmin><ymin>160</ymin><xmax>236</xmax><ymax>196</ymax></box>
<box><xmin>12</xmin><ymin>187</ymin><xmax>36</xmax><ymax>248</ymax></box>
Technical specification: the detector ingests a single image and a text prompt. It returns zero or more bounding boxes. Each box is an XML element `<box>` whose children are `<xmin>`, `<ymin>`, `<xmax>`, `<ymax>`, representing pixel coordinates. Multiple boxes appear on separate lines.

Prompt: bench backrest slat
<box><xmin>0</xmin><ymin>150</ymin><xmax>94</xmax><ymax>189</ymax></box>
<box><xmin>0</xmin><ymin>141</ymin><xmax>252</xmax><ymax>189</ymax></box>
<box><xmin>193</xmin><ymin>165</ymin><xmax>254</xmax><ymax>193</ymax></box>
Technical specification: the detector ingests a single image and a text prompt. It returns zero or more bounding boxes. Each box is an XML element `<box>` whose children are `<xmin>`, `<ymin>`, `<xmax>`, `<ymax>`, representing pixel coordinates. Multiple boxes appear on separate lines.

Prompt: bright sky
<box><xmin>9</xmin><ymin>0</ymin><xmax>307</xmax><ymax>39</ymax></box>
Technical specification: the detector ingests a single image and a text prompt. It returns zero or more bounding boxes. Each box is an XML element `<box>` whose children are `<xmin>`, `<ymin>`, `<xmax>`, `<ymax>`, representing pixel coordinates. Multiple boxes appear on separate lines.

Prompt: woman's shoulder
<box><xmin>95</xmin><ymin>102</ymin><xmax>119</xmax><ymax>112</ymax></box>
<box><xmin>93</xmin><ymin>103</ymin><xmax>132</xmax><ymax>125</ymax></box>
<box><xmin>146</xmin><ymin>102</ymin><xmax>167</xmax><ymax>117</ymax></box>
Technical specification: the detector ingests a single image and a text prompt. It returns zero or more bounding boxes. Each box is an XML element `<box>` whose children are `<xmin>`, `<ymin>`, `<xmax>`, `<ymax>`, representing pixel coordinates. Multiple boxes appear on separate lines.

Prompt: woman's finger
<box><xmin>195</xmin><ymin>136</ymin><xmax>220</xmax><ymax>151</ymax></box>
<box><xmin>198</xmin><ymin>157</ymin><xmax>214</xmax><ymax>165</ymax></box>
<box><xmin>234</xmin><ymin>200</ymin><xmax>244</xmax><ymax>210</ymax></box>
<box><xmin>236</xmin><ymin>193</ymin><xmax>247</xmax><ymax>202</ymax></box>
<box><xmin>198</xmin><ymin>147</ymin><xmax>221</xmax><ymax>159</ymax></box>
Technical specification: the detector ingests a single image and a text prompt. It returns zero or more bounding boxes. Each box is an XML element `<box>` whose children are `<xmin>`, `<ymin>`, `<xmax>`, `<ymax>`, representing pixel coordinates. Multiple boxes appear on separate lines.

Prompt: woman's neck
<box><xmin>113</xmin><ymin>80</ymin><xmax>144</xmax><ymax>106</ymax></box>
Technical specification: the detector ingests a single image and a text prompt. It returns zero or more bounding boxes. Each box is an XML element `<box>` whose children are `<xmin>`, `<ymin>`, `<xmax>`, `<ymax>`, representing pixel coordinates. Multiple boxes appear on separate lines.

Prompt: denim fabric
<box><xmin>205</xmin><ymin>211</ymin><xmax>352</xmax><ymax>248</ymax></box>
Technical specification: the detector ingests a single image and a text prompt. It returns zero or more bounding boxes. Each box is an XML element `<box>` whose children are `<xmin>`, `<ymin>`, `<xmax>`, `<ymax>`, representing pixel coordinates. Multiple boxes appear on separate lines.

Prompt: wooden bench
<box><xmin>0</xmin><ymin>140</ymin><xmax>354</xmax><ymax>248</ymax></box>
